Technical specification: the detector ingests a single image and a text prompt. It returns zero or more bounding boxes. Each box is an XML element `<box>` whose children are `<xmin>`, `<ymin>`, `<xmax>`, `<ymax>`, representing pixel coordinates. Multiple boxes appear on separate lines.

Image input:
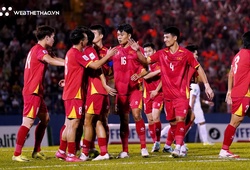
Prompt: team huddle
<box><xmin>12</xmin><ymin>23</ymin><xmax>250</xmax><ymax>162</ymax></box>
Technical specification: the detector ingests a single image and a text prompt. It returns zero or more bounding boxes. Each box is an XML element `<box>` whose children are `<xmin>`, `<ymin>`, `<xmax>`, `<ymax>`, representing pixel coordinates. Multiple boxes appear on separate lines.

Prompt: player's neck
<box><xmin>169</xmin><ymin>43</ymin><xmax>179</xmax><ymax>54</ymax></box>
<box><xmin>73</xmin><ymin>44</ymin><xmax>82</xmax><ymax>51</ymax></box>
<box><xmin>95</xmin><ymin>41</ymin><xmax>103</xmax><ymax>49</ymax></box>
<box><xmin>37</xmin><ymin>41</ymin><xmax>46</xmax><ymax>48</ymax></box>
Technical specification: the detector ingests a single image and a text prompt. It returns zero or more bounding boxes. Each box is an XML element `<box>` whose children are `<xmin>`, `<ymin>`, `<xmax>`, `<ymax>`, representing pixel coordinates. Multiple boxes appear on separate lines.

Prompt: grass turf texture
<box><xmin>1</xmin><ymin>143</ymin><xmax>250</xmax><ymax>170</ymax></box>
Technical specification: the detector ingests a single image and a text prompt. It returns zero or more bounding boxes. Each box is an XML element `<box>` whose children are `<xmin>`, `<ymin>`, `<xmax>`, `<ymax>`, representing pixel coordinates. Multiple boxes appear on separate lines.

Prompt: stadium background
<box><xmin>0</xmin><ymin>0</ymin><xmax>250</xmax><ymax>145</ymax></box>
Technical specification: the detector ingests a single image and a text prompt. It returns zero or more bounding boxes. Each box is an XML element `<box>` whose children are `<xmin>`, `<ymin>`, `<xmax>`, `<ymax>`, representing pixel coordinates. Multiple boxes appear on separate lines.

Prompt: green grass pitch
<box><xmin>1</xmin><ymin>143</ymin><xmax>250</xmax><ymax>170</ymax></box>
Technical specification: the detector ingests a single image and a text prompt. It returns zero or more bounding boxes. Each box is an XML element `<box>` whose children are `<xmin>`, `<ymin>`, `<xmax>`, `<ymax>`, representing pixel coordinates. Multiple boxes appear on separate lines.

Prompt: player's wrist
<box><xmin>204</xmin><ymin>83</ymin><xmax>210</xmax><ymax>89</ymax></box>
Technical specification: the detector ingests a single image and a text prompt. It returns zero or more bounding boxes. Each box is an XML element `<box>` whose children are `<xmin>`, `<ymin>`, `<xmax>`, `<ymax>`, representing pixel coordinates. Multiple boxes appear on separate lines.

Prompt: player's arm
<box><xmin>131</xmin><ymin>68</ymin><xmax>148</xmax><ymax>81</ymax></box>
<box><xmin>150</xmin><ymin>81</ymin><xmax>162</xmax><ymax>99</ymax></box>
<box><xmin>100</xmin><ymin>73</ymin><xmax>117</xmax><ymax>96</ymax></box>
<box><xmin>128</xmin><ymin>38</ymin><xmax>151</xmax><ymax>65</ymax></box>
<box><xmin>225</xmin><ymin>67</ymin><xmax>233</xmax><ymax>105</ymax></box>
<box><xmin>143</xmin><ymin>69</ymin><xmax>160</xmax><ymax>80</ymax></box>
<box><xmin>196</xmin><ymin>65</ymin><xmax>214</xmax><ymax>100</ymax></box>
<box><xmin>43</xmin><ymin>54</ymin><xmax>64</xmax><ymax>66</ymax></box>
<box><xmin>88</xmin><ymin>47</ymin><xmax>117</xmax><ymax>70</ymax></box>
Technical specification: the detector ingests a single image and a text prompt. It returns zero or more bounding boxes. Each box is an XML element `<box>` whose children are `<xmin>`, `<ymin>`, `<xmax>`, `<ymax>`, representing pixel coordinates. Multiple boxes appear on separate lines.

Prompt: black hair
<box><xmin>185</xmin><ymin>44</ymin><xmax>198</xmax><ymax>53</ymax></box>
<box><xmin>36</xmin><ymin>25</ymin><xmax>55</xmax><ymax>40</ymax></box>
<box><xmin>70</xmin><ymin>29</ymin><xmax>84</xmax><ymax>45</ymax></box>
<box><xmin>117</xmin><ymin>23</ymin><xmax>133</xmax><ymax>35</ymax></box>
<box><xmin>163</xmin><ymin>26</ymin><xmax>180</xmax><ymax>40</ymax></box>
<box><xmin>143</xmin><ymin>42</ymin><xmax>155</xmax><ymax>50</ymax></box>
<box><xmin>90</xmin><ymin>24</ymin><xmax>106</xmax><ymax>38</ymax></box>
<box><xmin>242</xmin><ymin>31</ymin><xmax>250</xmax><ymax>49</ymax></box>
<box><xmin>77</xmin><ymin>26</ymin><xmax>94</xmax><ymax>45</ymax></box>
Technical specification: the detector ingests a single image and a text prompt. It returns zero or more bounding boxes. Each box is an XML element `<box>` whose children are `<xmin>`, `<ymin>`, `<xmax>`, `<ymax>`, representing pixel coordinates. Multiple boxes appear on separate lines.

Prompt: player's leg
<box><xmin>219</xmin><ymin>97</ymin><xmax>249</xmax><ymax>158</ymax></box>
<box><xmin>171</xmin><ymin>99</ymin><xmax>189</xmax><ymax>158</ymax></box>
<box><xmin>32</xmin><ymin>99</ymin><xmax>49</xmax><ymax>160</ymax></box>
<box><xmin>56</xmin><ymin>118</ymin><xmax>68</xmax><ymax>160</ymax></box>
<box><xmin>116</xmin><ymin>95</ymin><xmax>130</xmax><ymax>158</ymax></box>
<box><xmin>12</xmin><ymin>95</ymin><xmax>39</xmax><ymax>162</ymax></box>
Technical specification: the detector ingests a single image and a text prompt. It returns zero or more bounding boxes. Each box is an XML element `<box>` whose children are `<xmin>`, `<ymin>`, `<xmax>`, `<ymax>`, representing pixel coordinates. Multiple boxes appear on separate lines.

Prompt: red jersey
<box><xmin>98</xmin><ymin>46</ymin><xmax>110</xmax><ymax>77</ymax></box>
<box><xmin>84</xmin><ymin>46</ymin><xmax>108</xmax><ymax>95</ymax></box>
<box><xmin>231</xmin><ymin>49</ymin><xmax>250</xmax><ymax>97</ymax></box>
<box><xmin>22</xmin><ymin>44</ymin><xmax>48</xmax><ymax>97</ymax></box>
<box><xmin>149</xmin><ymin>46</ymin><xmax>200</xmax><ymax>100</ymax></box>
<box><xmin>63</xmin><ymin>47</ymin><xmax>92</xmax><ymax>100</ymax></box>
<box><xmin>143</xmin><ymin>62</ymin><xmax>161</xmax><ymax>98</ymax></box>
<box><xmin>112</xmin><ymin>45</ymin><xmax>144</xmax><ymax>95</ymax></box>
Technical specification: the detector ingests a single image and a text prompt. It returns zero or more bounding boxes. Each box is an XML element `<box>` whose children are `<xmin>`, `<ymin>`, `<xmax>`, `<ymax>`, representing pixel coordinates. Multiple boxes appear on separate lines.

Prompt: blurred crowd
<box><xmin>0</xmin><ymin>0</ymin><xmax>249</xmax><ymax>114</ymax></box>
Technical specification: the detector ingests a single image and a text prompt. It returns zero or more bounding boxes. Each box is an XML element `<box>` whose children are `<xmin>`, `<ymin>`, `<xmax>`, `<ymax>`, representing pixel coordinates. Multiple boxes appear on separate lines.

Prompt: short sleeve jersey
<box><xmin>22</xmin><ymin>44</ymin><xmax>48</xmax><ymax>97</ymax></box>
<box><xmin>63</xmin><ymin>47</ymin><xmax>92</xmax><ymax>100</ymax></box>
<box><xmin>98</xmin><ymin>46</ymin><xmax>110</xmax><ymax>77</ymax></box>
<box><xmin>84</xmin><ymin>46</ymin><xmax>108</xmax><ymax>95</ymax></box>
<box><xmin>149</xmin><ymin>46</ymin><xmax>200</xmax><ymax>100</ymax></box>
<box><xmin>112</xmin><ymin>45</ymin><xmax>144</xmax><ymax>95</ymax></box>
<box><xmin>231</xmin><ymin>49</ymin><xmax>250</xmax><ymax>97</ymax></box>
<box><xmin>143</xmin><ymin>62</ymin><xmax>161</xmax><ymax>98</ymax></box>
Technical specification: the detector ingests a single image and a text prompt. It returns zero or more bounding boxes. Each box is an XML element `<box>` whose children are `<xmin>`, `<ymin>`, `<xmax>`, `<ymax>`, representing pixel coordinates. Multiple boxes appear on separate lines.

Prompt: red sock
<box><xmin>59</xmin><ymin>125</ymin><xmax>66</xmax><ymax>141</ymax></box>
<box><xmin>175</xmin><ymin>122</ymin><xmax>185</xmax><ymax>145</ymax></box>
<box><xmin>98</xmin><ymin>137</ymin><xmax>107</xmax><ymax>156</ymax></box>
<box><xmin>166</xmin><ymin>125</ymin><xmax>176</xmax><ymax>146</ymax></box>
<box><xmin>34</xmin><ymin>122</ymin><xmax>47</xmax><ymax>152</ymax></box>
<box><xmin>222</xmin><ymin>124</ymin><xmax>236</xmax><ymax>150</ymax></box>
<box><xmin>155</xmin><ymin>121</ymin><xmax>161</xmax><ymax>142</ymax></box>
<box><xmin>82</xmin><ymin>139</ymin><xmax>90</xmax><ymax>156</ymax></box>
<box><xmin>148</xmin><ymin>124</ymin><xmax>156</xmax><ymax>142</ymax></box>
<box><xmin>120</xmin><ymin>123</ymin><xmax>129</xmax><ymax>152</ymax></box>
<box><xmin>90</xmin><ymin>133</ymin><xmax>96</xmax><ymax>149</ymax></box>
<box><xmin>135</xmin><ymin>119</ymin><xmax>146</xmax><ymax>149</ymax></box>
<box><xmin>68</xmin><ymin>142</ymin><xmax>76</xmax><ymax>155</ymax></box>
<box><xmin>59</xmin><ymin>139</ymin><xmax>67</xmax><ymax>152</ymax></box>
<box><xmin>14</xmin><ymin>125</ymin><xmax>30</xmax><ymax>156</ymax></box>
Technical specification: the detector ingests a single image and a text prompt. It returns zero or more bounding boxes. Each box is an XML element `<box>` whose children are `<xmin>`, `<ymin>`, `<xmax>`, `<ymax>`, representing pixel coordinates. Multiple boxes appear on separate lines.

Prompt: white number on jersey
<box><xmin>170</xmin><ymin>62</ymin><xmax>174</xmax><ymax>71</ymax></box>
<box><xmin>121</xmin><ymin>56</ymin><xmax>127</xmax><ymax>65</ymax></box>
<box><xmin>233</xmin><ymin>55</ymin><xmax>240</xmax><ymax>74</ymax></box>
<box><xmin>25</xmin><ymin>51</ymin><xmax>31</xmax><ymax>69</ymax></box>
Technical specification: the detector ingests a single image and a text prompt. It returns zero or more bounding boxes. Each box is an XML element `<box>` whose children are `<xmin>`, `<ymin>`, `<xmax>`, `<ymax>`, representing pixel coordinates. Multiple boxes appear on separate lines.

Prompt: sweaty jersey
<box><xmin>231</xmin><ymin>49</ymin><xmax>250</xmax><ymax>97</ymax></box>
<box><xmin>84</xmin><ymin>46</ymin><xmax>108</xmax><ymax>95</ymax></box>
<box><xmin>63</xmin><ymin>47</ymin><xmax>92</xmax><ymax>100</ymax></box>
<box><xmin>112</xmin><ymin>45</ymin><xmax>144</xmax><ymax>95</ymax></box>
<box><xmin>143</xmin><ymin>62</ymin><xmax>161</xmax><ymax>98</ymax></box>
<box><xmin>149</xmin><ymin>46</ymin><xmax>200</xmax><ymax>100</ymax></box>
<box><xmin>23</xmin><ymin>44</ymin><xmax>48</xmax><ymax>97</ymax></box>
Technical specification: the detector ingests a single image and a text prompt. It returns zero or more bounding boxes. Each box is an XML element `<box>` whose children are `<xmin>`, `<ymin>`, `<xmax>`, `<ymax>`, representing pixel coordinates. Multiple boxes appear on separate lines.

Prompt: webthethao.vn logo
<box><xmin>0</xmin><ymin>7</ymin><xmax>60</xmax><ymax>17</ymax></box>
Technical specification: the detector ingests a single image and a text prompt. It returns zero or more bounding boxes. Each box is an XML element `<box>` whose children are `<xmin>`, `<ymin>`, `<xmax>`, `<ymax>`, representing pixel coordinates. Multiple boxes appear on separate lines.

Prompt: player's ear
<box><xmin>128</xmin><ymin>33</ymin><xmax>131</xmax><ymax>39</ymax></box>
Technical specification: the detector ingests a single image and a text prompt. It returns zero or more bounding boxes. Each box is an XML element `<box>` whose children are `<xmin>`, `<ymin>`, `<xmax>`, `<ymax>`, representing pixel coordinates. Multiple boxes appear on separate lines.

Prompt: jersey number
<box><xmin>233</xmin><ymin>55</ymin><xmax>240</xmax><ymax>74</ymax></box>
<box><xmin>121</xmin><ymin>56</ymin><xmax>126</xmax><ymax>65</ymax></box>
<box><xmin>25</xmin><ymin>51</ymin><xmax>31</xmax><ymax>69</ymax></box>
<box><xmin>170</xmin><ymin>63</ymin><xmax>174</xmax><ymax>71</ymax></box>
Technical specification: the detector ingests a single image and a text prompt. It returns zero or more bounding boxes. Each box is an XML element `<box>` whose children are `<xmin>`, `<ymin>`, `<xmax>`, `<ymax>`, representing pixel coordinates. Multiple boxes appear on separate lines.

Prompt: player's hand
<box><xmin>105</xmin><ymin>85</ymin><xmax>117</xmax><ymax>96</ymax></box>
<box><xmin>58</xmin><ymin>79</ymin><xmax>65</xmax><ymax>87</ymax></box>
<box><xmin>225</xmin><ymin>91</ymin><xmax>232</xmax><ymax>105</ymax></box>
<box><xmin>128</xmin><ymin>38</ymin><xmax>140</xmax><ymax>51</ymax></box>
<box><xmin>106</xmin><ymin>47</ymin><xmax>117</xmax><ymax>57</ymax></box>
<box><xmin>150</xmin><ymin>90</ymin><xmax>158</xmax><ymax>99</ymax></box>
<box><xmin>205</xmin><ymin>86</ymin><xmax>214</xmax><ymax>100</ymax></box>
<box><xmin>131</xmin><ymin>73</ymin><xmax>140</xmax><ymax>81</ymax></box>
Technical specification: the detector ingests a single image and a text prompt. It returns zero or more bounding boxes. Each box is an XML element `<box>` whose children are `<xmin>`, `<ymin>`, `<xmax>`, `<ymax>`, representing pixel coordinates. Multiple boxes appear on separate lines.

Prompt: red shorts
<box><xmin>143</xmin><ymin>92</ymin><xmax>163</xmax><ymax>114</ymax></box>
<box><xmin>116</xmin><ymin>90</ymin><xmax>142</xmax><ymax>114</ymax></box>
<box><xmin>164</xmin><ymin>98</ymin><xmax>189</xmax><ymax>121</ymax></box>
<box><xmin>64</xmin><ymin>99</ymin><xmax>83</xmax><ymax>119</ymax></box>
<box><xmin>85</xmin><ymin>94</ymin><xmax>109</xmax><ymax>115</ymax></box>
<box><xmin>232</xmin><ymin>97</ymin><xmax>250</xmax><ymax>117</ymax></box>
<box><xmin>23</xmin><ymin>95</ymin><xmax>48</xmax><ymax>119</ymax></box>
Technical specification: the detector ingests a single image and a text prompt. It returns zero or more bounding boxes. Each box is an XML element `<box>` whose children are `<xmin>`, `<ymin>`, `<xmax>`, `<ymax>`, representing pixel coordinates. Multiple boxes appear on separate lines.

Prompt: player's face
<box><xmin>81</xmin><ymin>33</ymin><xmax>88</xmax><ymax>47</ymax></box>
<box><xmin>163</xmin><ymin>33</ymin><xmax>176</xmax><ymax>47</ymax></box>
<box><xmin>143</xmin><ymin>47</ymin><xmax>155</xmax><ymax>58</ymax></box>
<box><xmin>45</xmin><ymin>33</ymin><xmax>55</xmax><ymax>47</ymax></box>
<box><xmin>117</xmin><ymin>30</ymin><xmax>130</xmax><ymax>46</ymax></box>
<box><xmin>91</xmin><ymin>30</ymin><xmax>102</xmax><ymax>44</ymax></box>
